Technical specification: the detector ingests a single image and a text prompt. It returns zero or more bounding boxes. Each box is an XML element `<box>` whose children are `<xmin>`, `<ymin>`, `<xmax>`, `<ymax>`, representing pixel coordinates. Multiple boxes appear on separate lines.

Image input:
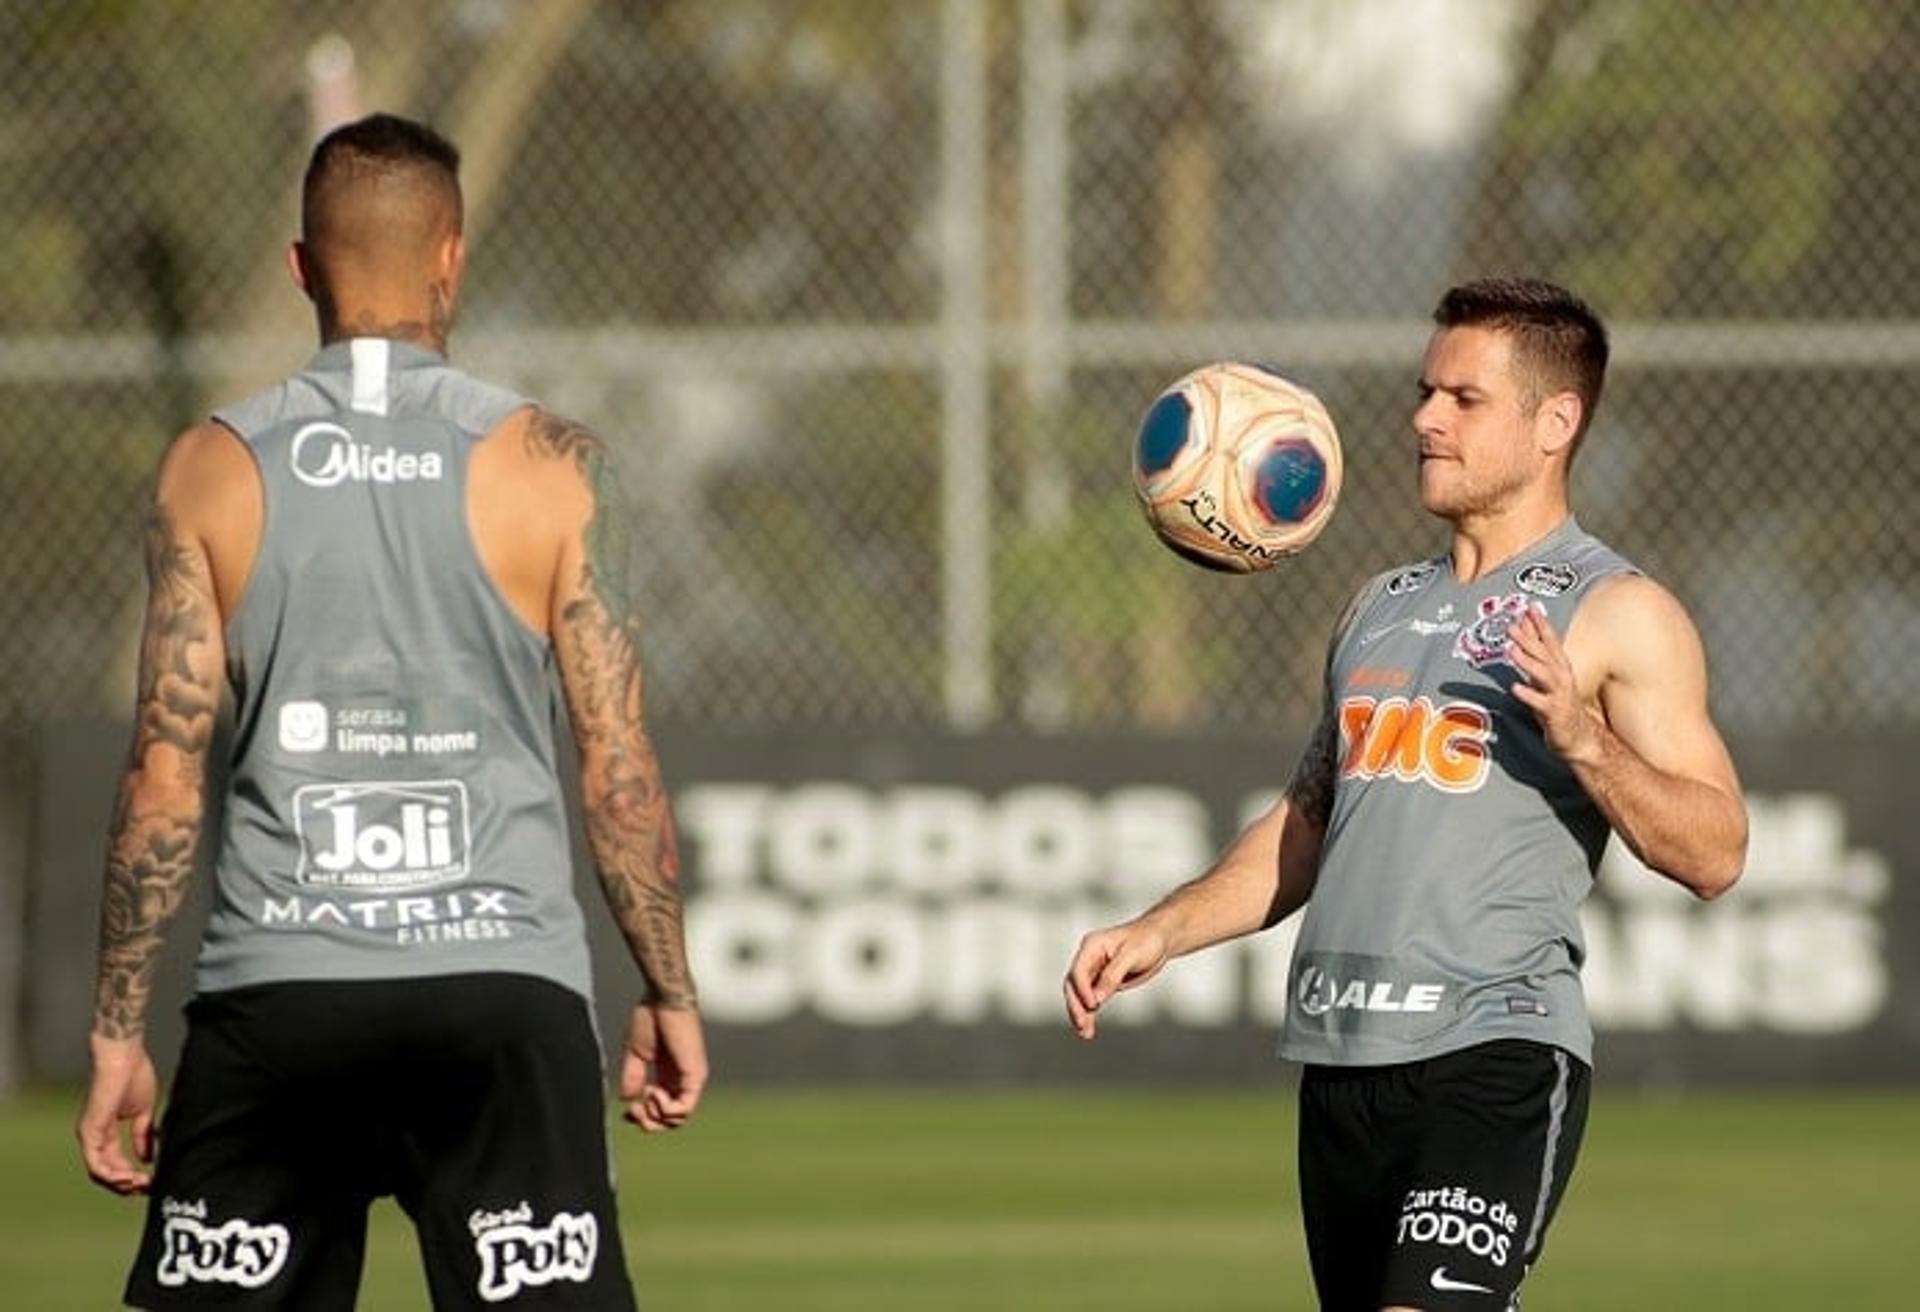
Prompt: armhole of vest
<box><xmin>1555</xmin><ymin>563</ymin><xmax>1639</xmax><ymax>657</ymax></box>
<box><xmin>214</xmin><ymin>416</ymin><xmax>270</xmax><ymax>651</ymax></box>
<box><xmin>458</xmin><ymin>407</ymin><xmax>553</xmax><ymax>655</ymax></box>
<box><xmin>1328</xmin><ymin>572</ymin><xmax>1389</xmax><ymax>675</ymax></box>
<box><xmin>1335</xmin><ymin>576</ymin><xmax>1382</xmax><ymax>651</ymax></box>
<box><xmin>1568</xmin><ymin>560</ymin><xmax>1642</xmax><ymax>613</ymax></box>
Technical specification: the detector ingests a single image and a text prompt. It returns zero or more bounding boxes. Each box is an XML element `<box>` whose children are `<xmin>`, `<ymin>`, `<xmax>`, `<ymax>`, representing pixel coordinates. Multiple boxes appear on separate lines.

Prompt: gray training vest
<box><xmin>195</xmin><ymin>337</ymin><xmax>593</xmax><ymax>1002</ymax></box>
<box><xmin>1277</xmin><ymin>517</ymin><xmax>1637</xmax><ymax>1068</ymax></box>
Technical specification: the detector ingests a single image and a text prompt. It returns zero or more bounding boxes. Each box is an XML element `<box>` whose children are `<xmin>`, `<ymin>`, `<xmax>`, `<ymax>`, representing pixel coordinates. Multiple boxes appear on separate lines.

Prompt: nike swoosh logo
<box><xmin>1430</xmin><ymin>1267</ymin><xmax>1495</xmax><ymax>1294</ymax></box>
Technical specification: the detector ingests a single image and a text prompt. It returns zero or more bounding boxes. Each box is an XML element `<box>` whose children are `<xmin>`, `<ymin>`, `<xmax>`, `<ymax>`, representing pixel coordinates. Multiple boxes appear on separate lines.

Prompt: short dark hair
<box><xmin>1433</xmin><ymin>276</ymin><xmax>1609</xmax><ymax>442</ymax></box>
<box><xmin>302</xmin><ymin>112</ymin><xmax>463</xmax><ymax>241</ymax></box>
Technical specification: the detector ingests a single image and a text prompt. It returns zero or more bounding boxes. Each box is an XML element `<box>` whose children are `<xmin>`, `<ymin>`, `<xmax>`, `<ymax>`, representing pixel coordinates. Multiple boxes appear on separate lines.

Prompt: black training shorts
<box><xmin>124</xmin><ymin>973</ymin><xmax>635</xmax><ymax>1311</ymax></box>
<box><xmin>1297</xmin><ymin>1038</ymin><xmax>1590</xmax><ymax>1311</ymax></box>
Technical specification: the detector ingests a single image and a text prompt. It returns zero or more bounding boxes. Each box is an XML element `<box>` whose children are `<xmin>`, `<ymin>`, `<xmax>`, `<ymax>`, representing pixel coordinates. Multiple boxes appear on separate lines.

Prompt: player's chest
<box><xmin>1332</xmin><ymin>579</ymin><xmax>1577</xmax><ymax>792</ymax></box>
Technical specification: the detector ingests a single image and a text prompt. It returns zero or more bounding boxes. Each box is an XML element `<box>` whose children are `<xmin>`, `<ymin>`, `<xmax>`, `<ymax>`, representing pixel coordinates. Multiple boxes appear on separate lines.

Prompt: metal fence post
<box><xmin>939</xmin><ymin>0</ymin><xmax>993</xmax><ymax>728</ymax></box>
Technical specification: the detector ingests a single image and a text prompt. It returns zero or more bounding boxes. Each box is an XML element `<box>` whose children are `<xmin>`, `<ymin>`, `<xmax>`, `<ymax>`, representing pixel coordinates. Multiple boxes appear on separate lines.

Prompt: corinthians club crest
<box><xmin>1453</xmin><ymin>593</ymin><xmax>1536</xmax><ymax>669</ymax></box>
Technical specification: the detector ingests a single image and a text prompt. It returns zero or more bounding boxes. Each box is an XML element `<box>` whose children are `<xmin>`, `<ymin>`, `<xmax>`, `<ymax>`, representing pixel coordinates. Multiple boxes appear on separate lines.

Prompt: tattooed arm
<box><xmin>78</xmin><ymin>427</ymin><xmax>229</xmax><ymax>1193</ymax></box>
<box><xmin>526</xmin><ymin>408</ymin><xmax>707</xmax><ymax>1131</ymax></box>
<box><xmin>1063</xmin><ymin>588</ymin><xmax>1361</xmax><ymax>1040</ymax></box>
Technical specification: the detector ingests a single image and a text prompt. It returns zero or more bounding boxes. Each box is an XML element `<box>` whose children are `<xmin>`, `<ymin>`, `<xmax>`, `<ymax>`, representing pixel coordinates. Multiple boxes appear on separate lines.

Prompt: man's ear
<box><xmin>286</xmin><ymin>240</ymin><xmax>315</xmax><ymax>300</ymax></box>
<box><xmin>439</xmin><ymin>232</ymin><xmax>466</xmax><ymax>286</ymax></box>
<box><xmin>1537</xmin><ymin>390</ymin><xmax>1583</xmax><ymax>456</ymax></box>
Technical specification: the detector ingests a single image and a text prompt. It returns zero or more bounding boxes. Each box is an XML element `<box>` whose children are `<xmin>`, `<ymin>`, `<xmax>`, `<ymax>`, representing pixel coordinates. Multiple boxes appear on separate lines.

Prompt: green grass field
<box><xmin>5</xmin><ymin>1087</ymin><xmax>1915</xmax><ymax>1309</ymax></box>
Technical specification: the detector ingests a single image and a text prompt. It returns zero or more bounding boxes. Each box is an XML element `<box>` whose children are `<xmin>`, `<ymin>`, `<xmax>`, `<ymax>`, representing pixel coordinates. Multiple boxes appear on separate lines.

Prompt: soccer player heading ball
<box><xmin>77</xmin><ymin>113</ymin><xmax>705</xmax><ymax>1310</ymax></box>
<box><xmin>1066</xmin><ymin>277</ymin><xmax>1749</xmax><ymax>1311</ymax></box>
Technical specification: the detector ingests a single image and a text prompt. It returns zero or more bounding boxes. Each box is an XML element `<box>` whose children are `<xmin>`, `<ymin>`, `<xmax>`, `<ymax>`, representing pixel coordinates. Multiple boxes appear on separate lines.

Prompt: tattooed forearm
<box><xmin>535</xmin><ymin>410</ymin><xmax>697</xmax><ymax>1009</ymax></box>
<box><xmin>95</xmin><ymin>804</ymin><xmax>202</xmax><ymax>1038</ymax></box>
<box><xmin>92</xmin><ymin>504</ymin><xmax>221</xmax><ymax>1039</ymax></box>
<box><xmin>1283</xmin><ymin>707</ymin><xmax>1340</xmax><ymax>832</ymax></box>
<box><xmin>586</xmin><ymin>776</ymin><xmax>694</xmax><ymax>1010</ymax></box>
<box><xmin>557</xmin><ymin>572</ymin><xmax>697</xmax><ymax>1008</ymax></box>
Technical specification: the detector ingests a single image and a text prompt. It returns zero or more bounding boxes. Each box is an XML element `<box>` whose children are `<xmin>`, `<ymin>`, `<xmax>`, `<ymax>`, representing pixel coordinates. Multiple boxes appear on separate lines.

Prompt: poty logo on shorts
<box><xmin>293</xmin><ymin>779</ymin><xmax>470</xmax><ymax>889</ymax></box>
<box><xmin>156</xmin><ymin>1204</ymin><xmax>290</xmax><ymax>1290</ymax></box>
<box><xmin>470</xmin><ymin>1204</ymin><xmax>599</xmax><ymax>1303</ymax></box>
<box><xmin>290</xmin><ymin>421</ymin><xmax>444</xmax><ymax>488</ymax></box>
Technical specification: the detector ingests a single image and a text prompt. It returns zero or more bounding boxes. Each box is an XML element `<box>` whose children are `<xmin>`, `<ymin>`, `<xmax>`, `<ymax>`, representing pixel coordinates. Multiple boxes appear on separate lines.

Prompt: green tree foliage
<box><xmin>1471</xmin><ymin>0</ymin><xmax>1891</xmax><ymax>315</ymax></box>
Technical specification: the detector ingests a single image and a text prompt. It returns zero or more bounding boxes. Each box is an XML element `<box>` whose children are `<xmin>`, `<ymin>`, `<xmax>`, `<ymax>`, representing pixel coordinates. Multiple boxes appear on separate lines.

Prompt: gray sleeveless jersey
<box><xmin>195</xmin><ymin>338</ymin><xmax>593</xmax><ymax>1001</ymax></box>
<box><xmin>1277</xmin><ymin>518</ymin><xmax>1638</xmax><ymax>1067</ymax></box>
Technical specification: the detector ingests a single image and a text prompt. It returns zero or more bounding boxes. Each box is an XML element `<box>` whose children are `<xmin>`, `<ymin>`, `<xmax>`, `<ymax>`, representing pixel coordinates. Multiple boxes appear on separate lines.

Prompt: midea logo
<box><xmin>290</xmin><ymin>422</ymin><xmax>444</xmax><ymax>488</ymax></box>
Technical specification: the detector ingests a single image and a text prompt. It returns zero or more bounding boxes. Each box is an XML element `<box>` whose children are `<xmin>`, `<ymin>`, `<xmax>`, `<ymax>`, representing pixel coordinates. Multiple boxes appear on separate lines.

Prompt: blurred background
<box><xmin>6</xmin><ymin>0</ymin><xmax>1918</xmax><ymax>1071</ymax></box>
<box><xmin>8</xmin><ymin>0</ymin><xmax>1920</xmax><ymax>742</ymax></box>
<box><xmin>6</xmin><ymin>0</ymin><xmax>1918</xmax><ymax>1078</ymax></box>
<box><xmin>1</xmin><ymin>2</ymin><xmax>1918</xmax><ymax>1304</ymax></box>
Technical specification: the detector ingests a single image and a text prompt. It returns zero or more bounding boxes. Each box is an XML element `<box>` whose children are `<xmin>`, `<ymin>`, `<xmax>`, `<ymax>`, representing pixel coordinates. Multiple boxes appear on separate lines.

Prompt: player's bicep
<box><xmin>1282</xmin><ymin>701</ymin><xmax>1340</xmax><ymax>832</ymax></box>
<box><xmin>1282</xmin><ymin>583</ymin><xmax>1366</xmax><ymax>830</ymax></box>
<box><xmin>1596</xmin><ymin>581</ymin><xmax>1740</xmax><ymax>795</ymax></box>
<box><xmin>526</xmin><ymin>411</ymin><xmax>649</xmax><ymax>752</ymax></box>
<box><xmin>128</xmin><ymin>445</ymin><xmax>226</xmax><ymax>772</ymax></box>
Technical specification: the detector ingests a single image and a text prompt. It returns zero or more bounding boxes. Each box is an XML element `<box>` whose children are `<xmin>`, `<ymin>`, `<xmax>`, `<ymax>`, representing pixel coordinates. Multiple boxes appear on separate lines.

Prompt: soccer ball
<box><xmin>1133</xmin><ymin>362</ymin><xmax>1343</xmax><ymax>573</ymax></box>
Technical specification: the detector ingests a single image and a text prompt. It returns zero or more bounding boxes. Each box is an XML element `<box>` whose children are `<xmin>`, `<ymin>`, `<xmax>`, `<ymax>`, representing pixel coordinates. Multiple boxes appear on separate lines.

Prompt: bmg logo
<box><xmin>294</xmin><ymin>780</ymin><xmax>471</xmax><ymax>889</ymax></box>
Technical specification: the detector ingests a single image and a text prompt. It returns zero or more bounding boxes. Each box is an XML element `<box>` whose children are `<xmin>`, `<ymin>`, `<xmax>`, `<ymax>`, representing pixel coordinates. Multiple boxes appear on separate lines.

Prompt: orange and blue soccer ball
<box><xmin>1133</xmin><ymin>361</ymin><xmax>1343</xmax><ymax>573</ymax></box>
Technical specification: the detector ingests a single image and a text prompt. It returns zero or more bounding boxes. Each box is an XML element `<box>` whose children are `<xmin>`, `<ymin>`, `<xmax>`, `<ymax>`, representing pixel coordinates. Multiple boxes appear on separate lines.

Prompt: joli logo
<box><xmin>293</xmin><ymin>780</ymin><xmax>470</xmax><ymax>889</ymax></box>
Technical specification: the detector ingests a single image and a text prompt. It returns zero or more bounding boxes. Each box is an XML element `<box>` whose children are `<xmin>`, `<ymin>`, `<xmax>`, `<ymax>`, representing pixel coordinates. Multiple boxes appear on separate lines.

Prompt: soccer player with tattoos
<box><xmin>77</xmin><ymin>114</ymin><xmax>701</xmax><ymax>1310</ymax></box>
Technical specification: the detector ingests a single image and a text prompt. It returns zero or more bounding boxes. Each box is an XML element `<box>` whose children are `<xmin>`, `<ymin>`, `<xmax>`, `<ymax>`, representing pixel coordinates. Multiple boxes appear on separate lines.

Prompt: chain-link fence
<box><xmin>4</xmin><ymin>0</ymin><xmax>1917</xmax><ymax>747</ymax></box>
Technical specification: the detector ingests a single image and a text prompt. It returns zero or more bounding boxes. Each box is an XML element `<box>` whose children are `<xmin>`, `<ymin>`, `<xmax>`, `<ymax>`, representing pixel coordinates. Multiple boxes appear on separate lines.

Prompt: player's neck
<box><xmin>317</xmin><ymin>294</ymin><xmax>454</xmax><ymax>355</ymax></box>
<box><xmin>1447</xmin><ymin>498</ymin><xmax>1571</xmax><ymax>583</ymax></box>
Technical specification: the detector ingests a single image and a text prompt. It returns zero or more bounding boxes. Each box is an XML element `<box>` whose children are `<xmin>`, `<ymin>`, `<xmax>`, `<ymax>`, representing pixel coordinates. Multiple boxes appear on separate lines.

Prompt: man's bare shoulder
<box><xmin>159</xmin><ymin>421</ymin><xmax>258</xmax><ymax>523</ymax></box>
<box><xmin>1330</xmin><ymin>577</ymin><xmax>1373</xmax><ymax>642</ymax></box>
<box><xmin>162</xmin><ymin>420</ymin><xmax>251</xmax><ymax>481</ymax></box>
<box><xmin>518</xmin><ymin>405</ymin><xmax>606</xmax><ymax>467</ymax></box>
<box><xmin>483</xmin><ymin>405</ymin><xmax>605</xmax><ymax>502</ymax></box>
<box><xmin>1581</xmin><ymin>572</ymin><xmax>1697</xmax><ymax>630</ymax></box>
<box><xmin>1571</xmin><ymin>572</ymin><xmax>1709</xmax><ymax>683</ymax></box>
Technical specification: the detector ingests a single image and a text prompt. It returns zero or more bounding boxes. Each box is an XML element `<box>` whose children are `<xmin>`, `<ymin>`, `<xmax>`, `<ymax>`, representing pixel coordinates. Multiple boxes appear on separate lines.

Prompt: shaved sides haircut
<box><xmin>301</xmin><ymin>113</ymin><xmax>463</xmax><ymax>288</ymax></box>
<box><xmin>1434</xmin><ymin>276</ymin><xmax>1610</xmax><ymax>444</ymax></box>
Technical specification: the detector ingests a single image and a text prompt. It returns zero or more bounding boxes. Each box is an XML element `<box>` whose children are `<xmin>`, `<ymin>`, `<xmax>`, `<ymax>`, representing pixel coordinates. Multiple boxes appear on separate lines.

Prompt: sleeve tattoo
<box><xmin>92</xmin><ymin>502</ymin><xmax>222</xmax><ymax>1039</ymax></box>
<box><xmin>1283</xmin><ymin>706</ymin><xmax>1339</xmax><ymax>831</ymax></box>
<box><xmin>529</xmin><ymin>411</ymin><xmax>698</xmax><ymax>1010</ymax></box>
<box><xmin>1283</xmin><ymin>588</ymin><xmax>1363</xmax><ymax>832</ymax></box>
